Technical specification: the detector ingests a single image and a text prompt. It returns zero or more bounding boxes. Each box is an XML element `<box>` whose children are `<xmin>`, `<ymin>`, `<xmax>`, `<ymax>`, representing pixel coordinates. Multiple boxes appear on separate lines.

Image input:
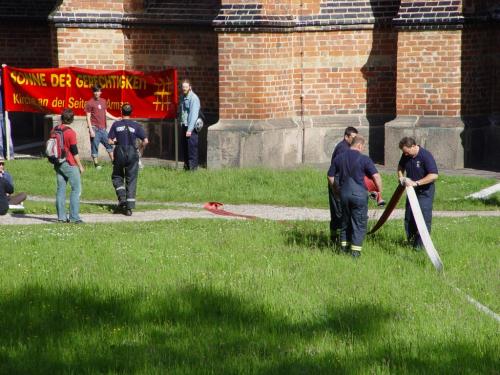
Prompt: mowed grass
<box><xmin>6</xmin><ymin>159</ymin><xmax>500</xmax><ymax>211</ymax></box>
<box><xmin>0</xmin><ymin>217</ymin><xmax>498</xmax><ymax>374</ymax></box>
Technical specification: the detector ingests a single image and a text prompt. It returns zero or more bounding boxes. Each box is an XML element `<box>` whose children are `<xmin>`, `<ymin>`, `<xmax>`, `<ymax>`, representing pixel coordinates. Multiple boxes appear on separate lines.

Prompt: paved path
<box><xmin>1</xmin><ymin>199</ymin><xmax>499</xmax><ymax>225</ymax></box>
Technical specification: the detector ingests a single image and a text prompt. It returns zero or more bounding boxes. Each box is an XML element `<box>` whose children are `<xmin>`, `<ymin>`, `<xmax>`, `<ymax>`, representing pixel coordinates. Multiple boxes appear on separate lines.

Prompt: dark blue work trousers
<box><xmin>340</xmin><ymin>178</ymin><xmax>369</xmax><ymax>248</ymax></box>
<box><xmin>182</xmin><ymin>127</ymin><xmax>199</xmax><ymax>170</ymax></box>
<box><xmin>112</xmin><ymin>145</ymin><xmax>139</xmax><ymax>209</ymax></box>
<box><xmin>328</xmin><ymin>183</ymin><xmax>342</xmax><ymax>238</ymax></box>
<box><xmin>405</xmin><ymin>184</ymin><xmax>435</xmax><ymax>248</ymax></box>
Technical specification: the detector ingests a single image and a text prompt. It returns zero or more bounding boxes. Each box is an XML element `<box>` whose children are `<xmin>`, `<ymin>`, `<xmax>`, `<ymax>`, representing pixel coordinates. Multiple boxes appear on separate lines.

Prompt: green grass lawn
<box><xmin>5</xmin><ymin>159</ymin><xmax>500</xmax><ymax>211</ymax></box>
<box><xmin>0</xmin><ymin>217</ymin><xmax>498</xmax><ymax>374</ymax></box>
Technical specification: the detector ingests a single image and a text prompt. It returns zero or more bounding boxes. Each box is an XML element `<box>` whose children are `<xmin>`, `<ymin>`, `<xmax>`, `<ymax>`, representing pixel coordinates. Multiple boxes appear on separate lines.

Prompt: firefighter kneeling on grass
<box><xmin>327</xmin><ymin>135</ymin><xmax>383</xmax><ymax>257</ymax></box>
<box><xmin>108</xmin><ymin>104</ymin><xmax>149</xmax><ymax>216</ymax></box>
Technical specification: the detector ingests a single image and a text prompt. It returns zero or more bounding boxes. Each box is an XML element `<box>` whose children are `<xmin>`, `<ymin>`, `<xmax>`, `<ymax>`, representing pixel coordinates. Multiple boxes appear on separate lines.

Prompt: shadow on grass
<box><xmin>0</xmin><ymin>284</ymin><xmax>495</xmax><ymax>374</ymax></box>
<box><xmin>366</xmin><ymin>228</ymin><xmax>429</xmax><ymax>269</ymax></box>
<box><xmin>283</xmin><ymin>225</ymin><xmax>332</xmax><ymax>251</ymax></box>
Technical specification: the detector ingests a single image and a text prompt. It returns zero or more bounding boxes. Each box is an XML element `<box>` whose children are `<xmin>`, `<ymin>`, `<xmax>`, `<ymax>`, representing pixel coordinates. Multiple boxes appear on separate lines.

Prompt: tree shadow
<box><xmin>0</xmin><ymin>284</ymin><xmax>495</xmax><ymax>373</ymax></box>
<box><xmin>282</xmin><ymin>224</ymin><xmax>333</xmax><ymax>251</ymax></box>
<box><xmin>361</xmin><ymin>0</ymin><xmax>401</xmax><ymax>164</ymax></box>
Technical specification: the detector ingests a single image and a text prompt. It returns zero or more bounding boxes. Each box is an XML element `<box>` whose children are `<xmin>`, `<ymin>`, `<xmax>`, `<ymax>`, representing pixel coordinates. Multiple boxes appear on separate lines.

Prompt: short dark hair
<box><xmin>92</xmin><ymin>84</ymin><xmax>102</xmax><ymax>93</ymax></box>
<box><xmin>121</xmin><ymin>103</ymin><xmax>133</xmax><ymax>116</ymax></box>
<box><xmin>351</xmin><ymin>134</ymin><xmax>365</xmax><ymax>147</ymax></box>
<box><xmin>399</xmin><ymin>136</ymin><xmax>416</xmax><ymax>149</ymax></box>
<box><xmin>61</xmin><ymin>108</ymin><xmax>74</xmax><ymax>124</ymax></box>
<box><xmin>344</xmin><ymin>126</ymin><xmax>358</xmax><ymax>137</ymax></box>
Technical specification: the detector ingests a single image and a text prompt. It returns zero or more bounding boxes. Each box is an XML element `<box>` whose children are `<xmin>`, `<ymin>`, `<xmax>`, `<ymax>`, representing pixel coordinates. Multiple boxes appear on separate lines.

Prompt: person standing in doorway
<box><xmin>85</xmin><ymin>84</ymin><xmax>120</xmax><ymax>169</ymax></box>
<box><xmin>179</xmin><ymin>79</ymin><xmax>201</xmax><ymax>171</ymax></box>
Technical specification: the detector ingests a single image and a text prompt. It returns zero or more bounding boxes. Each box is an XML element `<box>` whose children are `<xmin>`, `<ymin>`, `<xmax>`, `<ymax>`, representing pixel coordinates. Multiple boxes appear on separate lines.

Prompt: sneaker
<box><xmin>351</xmin><ymin>250</ymin><xmax>361</xmax><ymax>258</ymax></box>
<box><xmin>340</xmin><ymin>246</ymin><xmax>350</xmax><ymax>254</ymax></box>
<box><xmin>138</xmin><ymin>160</ymin><xmax>144</xmax><ymax>169</ymax></box>
<box><xmin>369</xmin><ymin>191</ymin><xmax>378</xmax><ymax>200</ymax></box>
<box><xmin>57</xmin><ymin>219</ymin><xmax>69</xmax><ymax>223</ymax></box>
<box><xmin>94</xmin><ymin>163</ymin><xmax>102</xmax><ymax>170</ymax></box>
<box><xmin>125</xmin><ymin>209</ymin><xmax>132</xmax><ymax>216</ymax></box>
<box><xmin>377</xmin><ymin>200</ymin><xmax>386</xmax><ymax>207</ymax></box>
<box><xmin>72</xmin><ymin>220</ymin><xmax>84</xmax><ymax>224</ymax></box>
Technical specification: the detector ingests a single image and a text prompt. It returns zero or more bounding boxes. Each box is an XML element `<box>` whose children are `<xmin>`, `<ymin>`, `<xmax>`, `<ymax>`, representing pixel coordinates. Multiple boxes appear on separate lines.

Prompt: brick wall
<box><xmin>396</xmin><ymin>31</ymin><xmax>462</xmax><ymax>116</ymax></box>
<box><xmin>55</xmin><ymin>28</ymin><xmax>125</xmax><ymax>70</ymax></box>
<box><xmin>218</xmin><ymin>28</ymin><xmax>398</xmax><ymax>120</ymax></box>
<box><xmin>56</xmin><ymin>0</ymin><xmax>123</xmax><ymax>12</ymax></box>
<box><xmin>218</xmin><ymin>33</ymin><xmax>296</xmax><ymax>120</ymax></box>
<box><xmin>124</xmin><ymin>28</ymin><xmax>219</xmax><ymax>116</ymax></box>
<box><xmin>0</xmin><ymin>23</ymin><xmax>53</xmax><ymax>68</ymax></box>
<box><xmin>461</xmin><ymin>25</ymin><xmax>494</xmax><ymax>116</ymax></box>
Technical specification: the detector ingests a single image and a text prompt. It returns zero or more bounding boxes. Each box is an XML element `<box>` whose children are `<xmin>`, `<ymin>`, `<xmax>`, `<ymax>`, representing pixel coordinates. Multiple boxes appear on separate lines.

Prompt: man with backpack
<box><xmin>108</xmin><ymin>103</ymin><xmax>148</xmax><ymax>216</ymax></box>
<box><xmin>50</xmin><ymin>108</ymin><xmax>85</xmax><ymax>223</ymax></box>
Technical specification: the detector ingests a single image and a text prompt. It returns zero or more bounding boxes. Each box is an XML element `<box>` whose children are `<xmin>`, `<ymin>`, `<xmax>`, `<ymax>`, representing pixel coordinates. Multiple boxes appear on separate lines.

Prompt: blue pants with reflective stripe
<box><xmin>340</xmin><ymin>178</ymin><xmax>368</xmax><ymax>248</ymax></box>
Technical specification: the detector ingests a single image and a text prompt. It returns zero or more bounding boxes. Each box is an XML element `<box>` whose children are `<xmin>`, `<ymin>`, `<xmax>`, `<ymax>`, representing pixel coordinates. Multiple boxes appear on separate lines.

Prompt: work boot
<box><xmin>340</xmin><ymin>246</ymin><xmax>350</xmax><ymax>254</ymax></box>
<box><xmin>351</xmin><ymin>250</ymin><xmax>361</xmax><ymax>258</ymax></box>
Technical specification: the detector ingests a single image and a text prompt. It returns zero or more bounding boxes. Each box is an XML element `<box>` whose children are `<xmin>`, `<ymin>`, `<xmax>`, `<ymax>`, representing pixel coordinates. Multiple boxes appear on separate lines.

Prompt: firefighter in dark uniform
<box><xmin>108</xmin><ymin>104</ymin><xmax>149</xmax><ymax>216</ymax></box>
<box><xmin>397</xmin><ymin>136</ymin><xmax>438</xmax><ymax>248</ymax></box>
<box><xmin>327</xmin><ymin>135</ymin><xmax>382</xmax><ymax>257</ymax></box>
<box><xmin>328</xmin><ymin>126</ymin><xmax>358</xmax><ymax>245</ymax></box>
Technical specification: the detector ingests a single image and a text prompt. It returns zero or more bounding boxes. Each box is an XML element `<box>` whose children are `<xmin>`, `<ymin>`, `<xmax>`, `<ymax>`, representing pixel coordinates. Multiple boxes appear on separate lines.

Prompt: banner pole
<box><xmin>174</xmin><ymin>118</ymin><xmax>179</xmax><ymax>170</ymax></box>
<box><xmin>5</xmin><ymin>110</ymin><xmax>11</xmax><ymax>160</ymax></box>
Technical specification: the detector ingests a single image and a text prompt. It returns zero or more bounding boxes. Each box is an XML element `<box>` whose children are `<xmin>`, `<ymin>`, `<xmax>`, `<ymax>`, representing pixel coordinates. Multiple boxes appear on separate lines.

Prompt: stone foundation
<box><xmin>207</xmin><ymin>115</ymin><xmax>386</xmax><ymax>168</ymax></box>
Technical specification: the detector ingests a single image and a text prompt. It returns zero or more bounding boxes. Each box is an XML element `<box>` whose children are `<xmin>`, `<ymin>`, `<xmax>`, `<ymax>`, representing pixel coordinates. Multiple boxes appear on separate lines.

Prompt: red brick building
<box><xmin>1</xmin><ymin>1</ymin><xmax>499</xmax><ymax>170</ymax></box>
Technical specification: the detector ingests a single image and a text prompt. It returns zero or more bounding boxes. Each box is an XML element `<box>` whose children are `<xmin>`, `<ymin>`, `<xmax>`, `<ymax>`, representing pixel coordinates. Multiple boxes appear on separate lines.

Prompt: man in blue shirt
<box><xmin>328</xmin><ymin>135</ymin><xmax>383</xmax><ymax>257</ymax></box>
<box><xmin>108</xmin><ymin>104</ymin><xmax>149</xmax><ymax>216</ymax></box>
<box><xmin>0</xmin><ymin>160</ymin><xmax>26</xmax><ymax>215</ymax></box>
<box><xmin>328</xmin><ymin>126</ymin><xmax>358</xmax><ymax>245</ymax></box>
<box><xmin>397</xmin><ymin>136</ymin><xmax>439</xmax><ymax>248</ymax></box>
<box><xmin>179</xmin><ymin>79</ymin><xmax>201</xmax><ymax>171</ymax></box>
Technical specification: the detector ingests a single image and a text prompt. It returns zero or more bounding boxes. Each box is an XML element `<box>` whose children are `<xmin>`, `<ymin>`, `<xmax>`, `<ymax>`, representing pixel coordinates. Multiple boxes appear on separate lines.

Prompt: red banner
<box><xmin>1</xmin><ymin>66</ymin><xmax>178</xmax><ymax>119</ymax></box>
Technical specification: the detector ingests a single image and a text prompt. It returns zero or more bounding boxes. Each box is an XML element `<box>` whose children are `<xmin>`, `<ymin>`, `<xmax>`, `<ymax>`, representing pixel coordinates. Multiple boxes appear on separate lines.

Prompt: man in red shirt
<box><xmin>53</xmin><ymin>108</ymin><xmax>85</xmax><ymax>223</ymax></box>
<box><xmin>85</xmin><ymin>84</ymin><xmax>120</xmax><ymax>169</ymax></box>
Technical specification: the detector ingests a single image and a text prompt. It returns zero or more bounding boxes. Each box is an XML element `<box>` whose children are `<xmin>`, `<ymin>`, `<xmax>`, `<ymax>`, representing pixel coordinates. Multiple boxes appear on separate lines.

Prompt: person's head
<box><xmin>0</xmin><ymin>160</ymin><xmax>5</xmax><ymax>172</ymax></box>
<box><xmin>399</xmin><ymin>136</ymin><xmax>419</xmax><ymax>157</ymax></box>
<box><xmin>350</xmin><ymin>134</ymin><xmax>366</xmax><ymax>151</ymax></box>
<box><xmin>181</xmin><ymin>79</ymin><xmax>191</xmax><ymax>96</ymax></box>
<box><xmin>61</xmin><ymin>108</ymin><xmax>74</xmax><ymax>125</ymax></box>
<box><xmin>92</xmin><ymin>84</ymin><xmax>102</xmax><ymax>99</ymax></box>
<box><xmin>344</xmin><ymin>126</ymin><xmax>358</xmax><ymax>144</ymax></box>
<box><xmin>121</xmin><ymin>103</ymin><xmax>133</xmax><ymax>117</ymax></box>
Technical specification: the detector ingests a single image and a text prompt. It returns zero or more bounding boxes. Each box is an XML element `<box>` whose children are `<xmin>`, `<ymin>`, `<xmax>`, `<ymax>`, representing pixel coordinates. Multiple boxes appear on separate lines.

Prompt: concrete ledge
<box><xmin>385</xmin><ymin>116</ymin><xmax>466</xmax><ymax>169</ymax></box>
<box><xmin>207</xmin><ymin>115</ymin><xmax>388</xmax><ymax>169</ymax></box>
<box><xmin>385</xmin><ymin>115</ymin><xmax>500</xmax><ymax>171</ymax></box>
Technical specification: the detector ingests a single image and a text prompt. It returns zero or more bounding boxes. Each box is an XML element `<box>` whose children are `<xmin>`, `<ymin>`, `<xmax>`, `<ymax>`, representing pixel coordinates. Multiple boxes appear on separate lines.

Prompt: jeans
<box><xmin>182</xmin><ymin>127</ymin><xmax>199</xmax><ymax>170</ymax></box>
<box><xmin>91</xmin><ymin>127</ymin><xmax>113</xmax><ymax>158</ymax></box>
<box><xmin>55</xmin><ymin>162</ymin><xmax>81</xmax><ymax>222</ymax></box>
